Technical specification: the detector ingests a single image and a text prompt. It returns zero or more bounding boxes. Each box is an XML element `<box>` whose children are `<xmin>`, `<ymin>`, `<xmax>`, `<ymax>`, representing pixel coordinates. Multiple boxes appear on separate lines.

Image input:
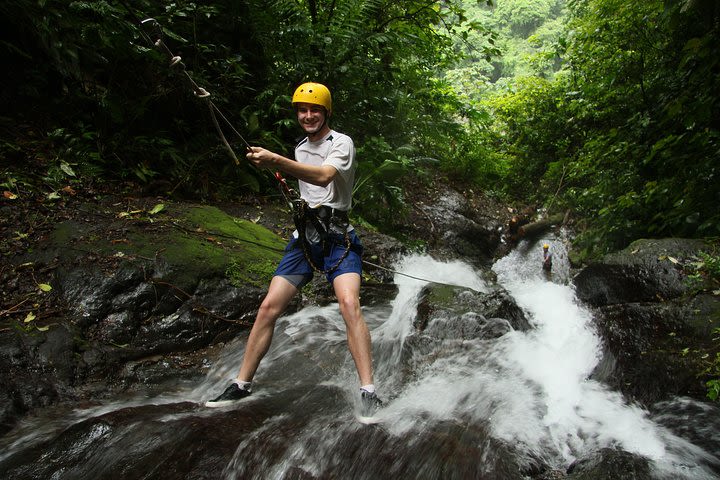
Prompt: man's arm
<box><xmin>246</xmin><ymin>146</ymin><xmax>337</xmax><ymax>187</ymax></box>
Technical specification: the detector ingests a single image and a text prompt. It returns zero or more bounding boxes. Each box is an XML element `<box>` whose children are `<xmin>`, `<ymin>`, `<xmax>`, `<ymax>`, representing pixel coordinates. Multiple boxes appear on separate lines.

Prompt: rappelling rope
<box><xmin>137</xmin><ymin>17</ymin><xmax>351</xmax><ymax>275</ymax></box>
<box><xmin>123</xmin><ymin>4</ymin><xmax>292</xmax><ymax>197</ymax></box>
<box><xmin>138</xmin><ymin>18</ymin><xmax>252</xmax><ymax>159</ymax></box>
<box><xmin>362</xmin><ymin>259</ymin><xmax>480</xmax><ymax>291</ymax></box>
<box><xmin>127</xmin><ymin>11</ymin><xmax>468</xmax><ymax>290</ymax></box>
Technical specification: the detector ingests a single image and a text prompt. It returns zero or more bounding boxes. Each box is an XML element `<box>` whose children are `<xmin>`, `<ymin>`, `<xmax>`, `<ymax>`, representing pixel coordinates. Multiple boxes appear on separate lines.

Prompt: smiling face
<box><xmin>295</xmin><ymin>102</ymin><xmax>330</xmax><ymax>140</ymax></box>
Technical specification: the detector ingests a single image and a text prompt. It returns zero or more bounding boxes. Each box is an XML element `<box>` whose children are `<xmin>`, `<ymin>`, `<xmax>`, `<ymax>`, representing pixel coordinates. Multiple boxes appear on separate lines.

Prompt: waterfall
<box><xmin>202</xmin><ymin>243</ymin><xmax>719</xmax><ymax>478</ymax></box>
<box><xmin>0</xmin><ymin>242</ymin><xmax>718</xmax><ymax>480</ymax></box>
<box><xmin>492</xmin><ymin>240</ymin><xmax>718</xmax><ymax>478</ymax></box>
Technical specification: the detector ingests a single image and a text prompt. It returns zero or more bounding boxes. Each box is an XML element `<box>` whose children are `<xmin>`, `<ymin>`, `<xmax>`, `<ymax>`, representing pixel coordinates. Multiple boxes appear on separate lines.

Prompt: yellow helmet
<box><xmin>292</xmin><ymin>82</ymin><xmax>332</xmax><ymax>113</ymax></box>
<box><xmin>543</xmin><ymin>243</ymin><xmax>550</xmax><ymax>249</ymax></box>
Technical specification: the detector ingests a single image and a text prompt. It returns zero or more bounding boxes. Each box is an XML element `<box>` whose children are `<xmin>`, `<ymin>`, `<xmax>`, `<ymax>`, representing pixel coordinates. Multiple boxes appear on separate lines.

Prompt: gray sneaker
<box><xmin>205</xmin><ymin>383</ymin><xmax>251</xmax><ymax>407</ymax></box>
<box><xmin>360</xmin><ymin>390</ymin><xmax>382</xmax><ymax>417</ymax></box>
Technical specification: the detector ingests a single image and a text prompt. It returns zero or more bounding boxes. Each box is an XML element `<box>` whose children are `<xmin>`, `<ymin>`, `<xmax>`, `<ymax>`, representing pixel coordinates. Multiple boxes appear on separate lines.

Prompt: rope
<box><xmin>362</xmin><ymin>259</ymin><xmax>482</xmax><ymax>291</ymax></box>
<box><xmin>127</xmin><ymin>13</ymin><xmax>469</xmax><ymax>292</ymax></box>
<box><xmin>207</xmin><ymin>102</ymin><xmax>240</xmax><ymax>165</ymax></box>
<box><xmin>138</xmin><ymin>18</ymin><xmax>253</xmax><ymax>151</ymax></box>
<box><xmin>137</xmin><ymin>16</ymin><xmax>303</xmax><ymax>213</ymax></box>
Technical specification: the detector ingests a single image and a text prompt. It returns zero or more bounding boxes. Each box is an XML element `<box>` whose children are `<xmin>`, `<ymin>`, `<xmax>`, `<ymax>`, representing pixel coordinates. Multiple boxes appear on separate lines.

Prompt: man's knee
<box><xmin>338</xmin><ymin>294</ymin><xmax>361</xmax><ymax>317</ymax></box>
<box><xmin>256</xmin><ymin>297</ymin><xmax>285</xmax><ymax>324</ymax></box>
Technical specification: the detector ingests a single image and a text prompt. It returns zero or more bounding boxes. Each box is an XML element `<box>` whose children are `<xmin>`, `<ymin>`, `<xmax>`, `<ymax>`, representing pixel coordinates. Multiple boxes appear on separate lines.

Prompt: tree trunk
<box><xmin>518</xmin><ymin>212</ymin><xmax>566</xmax><ymax>238</ymax></box>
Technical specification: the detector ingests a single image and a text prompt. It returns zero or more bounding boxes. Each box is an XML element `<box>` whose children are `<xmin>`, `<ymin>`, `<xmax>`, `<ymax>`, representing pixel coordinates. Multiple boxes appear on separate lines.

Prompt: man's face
<box><xmin>296</xmin><ymin>102</ymin><xmax>327</xmax><ymax>135</ymax></box>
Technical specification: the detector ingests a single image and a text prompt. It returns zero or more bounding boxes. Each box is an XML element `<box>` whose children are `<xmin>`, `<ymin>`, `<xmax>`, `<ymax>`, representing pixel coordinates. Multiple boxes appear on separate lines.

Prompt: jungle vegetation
<box><xmin>1</xmin><ymin>0</ymin><xmax>718</xmax><ymax>254</ymax></box>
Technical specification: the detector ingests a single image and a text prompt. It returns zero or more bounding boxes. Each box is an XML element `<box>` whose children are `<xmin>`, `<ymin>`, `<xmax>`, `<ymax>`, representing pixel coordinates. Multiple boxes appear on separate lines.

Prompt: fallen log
<box><xmin>518</xmin><ymin>212</ymin><xmax>566</xmax><ymax>238</ymax></box>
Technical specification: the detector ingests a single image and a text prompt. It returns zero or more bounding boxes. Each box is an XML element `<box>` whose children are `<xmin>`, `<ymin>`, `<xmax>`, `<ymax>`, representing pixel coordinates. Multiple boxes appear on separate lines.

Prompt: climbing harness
<box><xmin>292</xmin><ymin>201</ymin><xmax>353</xmax><ymax>274</ymax></box>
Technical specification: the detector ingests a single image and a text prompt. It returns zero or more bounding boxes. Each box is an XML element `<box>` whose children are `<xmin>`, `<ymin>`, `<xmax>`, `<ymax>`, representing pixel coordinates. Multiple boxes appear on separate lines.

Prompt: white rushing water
<box><xmin>193</xmin><ymin>242</ymin><xmax>719</xmax><ymax>479</ymax></box>
<box><xmin>352</xmin><ymin>243</ymin><xmax>717</xmax><ymax>478</ymax></box>
<box><xmin>2</xmin><ymin>241</ymin><xmax>717</xmax><ymax>479</ymax></box>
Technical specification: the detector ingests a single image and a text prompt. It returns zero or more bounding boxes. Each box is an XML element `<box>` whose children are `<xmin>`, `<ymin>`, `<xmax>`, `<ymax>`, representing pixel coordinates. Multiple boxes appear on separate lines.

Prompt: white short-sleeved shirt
<box><xmin>295</xmin><ymin>130</ymin><xmax>356</xmax><ymax>211</ymax></box>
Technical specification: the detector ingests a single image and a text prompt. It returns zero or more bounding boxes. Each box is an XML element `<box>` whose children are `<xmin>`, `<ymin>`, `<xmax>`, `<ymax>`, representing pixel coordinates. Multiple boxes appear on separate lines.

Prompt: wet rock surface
<box><xmin>0</xmin><ymin>384</ymin><xmax>530</xmax><ymax>480</ymax></box>
<box><xmin>574</xmin><ymin>238</ymin><xmax>708</xmax><ymax>306</ymax></box>
<box><xmin>415</xmin><ymin>284</ymin><xmax>531</xmax><ymax>336</ymax></box>
<box><xmin>2</xmin><ymin>183</ymin><xmax>719</xmax><ymax>479</ymax></box>
<box><xmin>566</xmin><ymin>448</ymin><xmax>651</xmax><ymax>480</ymax></box>
<box><xmin>0</xmin><ymin>178</ymin><xmax>516</xmax><ymax>433</ymax></box>
<box><xmin>575</xmin><ymin>238</ymin><xmax>720</xmax><ymax>405</ymax></box>
<box><xmin>395</xmin><ymin>177</ymin><xmax>510</xmax><ymax>266</ymax></box>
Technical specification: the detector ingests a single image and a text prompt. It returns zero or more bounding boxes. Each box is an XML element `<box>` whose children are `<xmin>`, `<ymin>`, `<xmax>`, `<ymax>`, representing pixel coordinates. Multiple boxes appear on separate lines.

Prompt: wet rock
<box><xmin>575</xmin><ymin>238</ymin><xmax>720</xmax><ymax>405</ymax></box>
<box><xmin>0</xmin><ymin>328</ymin><xmax>79</xmax><ymax>435</ymax></box>
<box><xmin>0</xmin><ymin>384</ymin><xmax>529</xmax><ymax>480</ymax></box>
<box><xmin>532</xmin><ymin>469</ymin><xmax>567</xmax><ymax>479</ymax></box>
<box><xmin>58</xmin><ymin>262</ymin><xmax>149</xmax><ymax>327</ymax></box>
<box><xmin>650</xmin><ymin>397</ymin><xmax>720</xmax><ymax>466</ymax></box>
<box><xmin>356</xmin><ymin>226</ymin><xmax>407</xmax><ymax>284</ymax></box>
<box><xmin>590</xmin><ymin>300</ymin><xmax>716</xmax><ymax>403</ymax></box>
<box><xmin>359</xmin><ymin>282</ymin><xmax>399</xmax><ymax>306</ymax></box>
<box><xmin>0</xmin><ymin>386</ymin><xmax>525</xmax><ymax>480</ymax></box>
<box><xmin>566</xmin><ymin>448</ymin><xmax>651</xmax><ymax>480</ymax></box>
<box><xmin>574</xmin><ymin>238</ymin><xmax>708</xmax><ymax>306</ymax></box>
<box><xmin>117</xmin><ymin>350</ymin><xmax>213</xmax><ymax>392</ymax></box>
<box><xmin>428</xmin><ymin>190</ymin><xmax>504</xmax><ymax>266</ymax></box>
<box><xmin>415</xmin><ymin>284</ymin><xmax>531</xmax><ymax>336</ymax></box>
<box><xmin>36</xmin><ymin>324</ymin><xmax>78</xmax><ymax>385</ymax></box>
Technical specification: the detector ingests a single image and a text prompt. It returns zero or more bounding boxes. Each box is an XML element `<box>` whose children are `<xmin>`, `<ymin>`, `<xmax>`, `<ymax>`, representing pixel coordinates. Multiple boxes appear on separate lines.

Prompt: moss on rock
<box><xmin>50</xmin><ymin>203</ymin><xmax>285</xmax><ymax>290</ymax></box>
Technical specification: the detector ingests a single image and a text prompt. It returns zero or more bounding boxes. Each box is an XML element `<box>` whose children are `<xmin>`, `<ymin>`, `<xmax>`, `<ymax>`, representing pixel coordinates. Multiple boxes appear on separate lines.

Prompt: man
<box><xmin>542</xmin><ymin>243</ymin><xmax>553</xmax><ymax>272</ymax></box>
<box><xmin>206</xmin><ymin>82</ymin><xmax>381</xmax><ymax>414</ymax></box>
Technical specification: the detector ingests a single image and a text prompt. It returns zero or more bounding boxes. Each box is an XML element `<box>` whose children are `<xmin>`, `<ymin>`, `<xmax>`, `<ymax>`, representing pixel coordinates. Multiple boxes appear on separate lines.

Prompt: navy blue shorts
<box><xmin>274</xmin><ymin>231</ymin><xmax>363</xmax><ymax>288</ymax></box>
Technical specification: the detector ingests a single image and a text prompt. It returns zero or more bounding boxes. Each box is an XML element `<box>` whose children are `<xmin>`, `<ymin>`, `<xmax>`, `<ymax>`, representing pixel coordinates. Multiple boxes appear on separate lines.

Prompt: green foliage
<box><xmin>227</xmin><ymin>258</ymin><xmax>277</xmax><ymax>288</ymax></box>
<box><xmin>483</xmin><ymin>76</ymin><xmax>571</xmax><ymax>196</ymax></box>
<box><xmin>1</xmin><ymin>0</ymin><xmax>498</xmax><ymax>222</ymax></box>
<box><xmin>686</xmin><ymin>248</ymin><xmax>720</xmax><ymax>294</ymax></box>
<box><xmin>495</xmin><ymin>0</ymin><xmax>560</xmax><ymax>36</ymax></box>
<box><xmin>445</xmin><ymin>0</ymin><xmax>565</xmax><ymax>96</ymax></box>
<box><xmin>704</xmin><ymin>328</ymin><xmax>720</xmax><ymax>402</ymax></box>
<box><xmin>454</xmin><ymin>0</ymin><xmax>720</xmax><ymax>258</ymax></box>
<box><xmin>561</xmin><ymin>0</ymin><xmax>720</xmax><ymax>255</ymax></box>
<box><xmin>439</xmin><ymin>0</ymin><xmax>568</xmax><ymax>201</ymax></box>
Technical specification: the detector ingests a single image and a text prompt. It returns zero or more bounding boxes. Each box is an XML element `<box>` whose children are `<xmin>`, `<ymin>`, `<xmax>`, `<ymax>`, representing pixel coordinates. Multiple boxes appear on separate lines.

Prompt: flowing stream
<box><xmin>0</xmin><ymin>240</ymin><xmax>718</xmax><ymax>479</ymax></box>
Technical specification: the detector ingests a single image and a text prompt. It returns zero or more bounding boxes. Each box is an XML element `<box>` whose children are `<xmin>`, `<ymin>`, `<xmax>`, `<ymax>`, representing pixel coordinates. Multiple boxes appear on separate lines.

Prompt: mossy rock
<box><xmin>49</xmin><ymin>202</ymin><xmax>285</xmax><ymax>290</ymax></box>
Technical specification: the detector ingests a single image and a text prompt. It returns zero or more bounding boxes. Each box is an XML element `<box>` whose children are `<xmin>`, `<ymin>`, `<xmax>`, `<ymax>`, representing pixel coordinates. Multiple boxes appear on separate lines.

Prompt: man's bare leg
<box><xmin>333</xmin><ymin>272</ymin><xmax>373</xmax><ymax>386</ymax></box>
<box><xmin>236</xmin><ymin>276</ymin><xmax>298</xmax><ymax>382</ymax></box>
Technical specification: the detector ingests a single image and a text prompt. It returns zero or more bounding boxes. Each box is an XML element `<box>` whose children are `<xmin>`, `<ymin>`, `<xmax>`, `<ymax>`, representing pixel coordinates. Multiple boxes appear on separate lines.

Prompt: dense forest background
<box><xmin>1</xmin><ymin>0</ymin><xmax>718</xmax><ymax>259</ymax></box>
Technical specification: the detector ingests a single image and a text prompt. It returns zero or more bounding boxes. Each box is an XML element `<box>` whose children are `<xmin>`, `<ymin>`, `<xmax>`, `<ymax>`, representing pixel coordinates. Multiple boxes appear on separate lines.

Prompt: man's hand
<box><xmin>246</xmin><ymin>146</ymin><xmax>277</xmax><ymax>168</ymax></box>
<box><xmin>246</xmin><ymin>145</ymin><xmax>337</xmax><ymax>187</ymax></box>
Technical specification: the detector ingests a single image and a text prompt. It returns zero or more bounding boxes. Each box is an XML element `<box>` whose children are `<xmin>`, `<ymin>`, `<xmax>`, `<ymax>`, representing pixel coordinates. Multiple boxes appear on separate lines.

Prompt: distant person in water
<box><xmin>205</xmin><ymin>82</ymin><xmax>381</xmax><ymax>416</ymax></box>
<box><xmin>542</xmin><ymin>243</ymin><xmax>553</xmax><ymax>273</ymax></box>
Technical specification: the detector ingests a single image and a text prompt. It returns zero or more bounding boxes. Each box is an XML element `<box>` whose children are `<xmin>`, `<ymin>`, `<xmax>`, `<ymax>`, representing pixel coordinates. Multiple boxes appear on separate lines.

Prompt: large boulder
<box><xmin>398</xmin><ymin>180</ymin><xmax>508</xmax><ymax>266</ymax></box>
<box><xmin>415</xmin><ymin>284</ymin><xmax>531</xmax><ymax>336</ymax></box>
<box><xmin>573</xmin><ymin>238</ymin><xmax>720</xmax><ymax>405</ymax></box>
<box><xmin>0</xmin><ymin>202</ymin><xmax>286</xmax><ymax>434</ymax></box>
<box><xmin>574</xmin><ymin>238</ymin><xmax>708</xmax><ymax>306</ymax></box>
